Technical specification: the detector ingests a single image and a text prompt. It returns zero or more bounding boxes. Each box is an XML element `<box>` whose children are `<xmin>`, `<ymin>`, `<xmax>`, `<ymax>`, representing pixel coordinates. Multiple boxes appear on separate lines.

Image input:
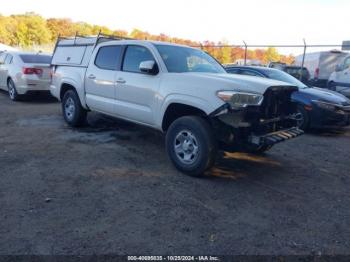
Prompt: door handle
<box><xmin>88</xmin><ymin>74</ymin><xmax>96</xmax><ymax>79</ymax></box>
<box><xmin>116</xmin><ymin>78</ymin><xmax>126</xmax><ymax>84</ymax></box>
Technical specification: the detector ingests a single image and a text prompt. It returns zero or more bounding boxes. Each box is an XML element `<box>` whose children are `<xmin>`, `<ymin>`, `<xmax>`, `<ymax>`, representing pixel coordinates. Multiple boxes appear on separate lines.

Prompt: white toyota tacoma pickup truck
<box><xmin>50</xmin><ymin>34</ymin><xmax>303</xmax><ymax>176</ymax></box>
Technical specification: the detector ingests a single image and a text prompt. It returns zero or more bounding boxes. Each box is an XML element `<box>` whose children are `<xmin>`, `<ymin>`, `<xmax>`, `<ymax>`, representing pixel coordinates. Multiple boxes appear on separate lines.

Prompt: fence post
<box><xmin>300</xmin><ymin>39</ymin><xmax>307</xmax><ymax>81</ymax></box>
<box><xmin>243</xmin><ymin>41</ymin><xmax>247</xmax><ymax>65</ymax></box>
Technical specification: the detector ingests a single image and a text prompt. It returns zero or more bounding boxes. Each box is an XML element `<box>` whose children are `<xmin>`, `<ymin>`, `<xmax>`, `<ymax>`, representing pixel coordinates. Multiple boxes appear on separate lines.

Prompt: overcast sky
<box><xmin>1</xmin><ymin>0</ymin><xmax>349</xmax><ymax>54</ymax></box>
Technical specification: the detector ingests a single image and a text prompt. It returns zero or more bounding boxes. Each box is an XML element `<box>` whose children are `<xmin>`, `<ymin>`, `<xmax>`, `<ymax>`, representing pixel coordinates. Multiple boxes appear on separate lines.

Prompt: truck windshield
<box><xmin>155</xmin><ymin>44</ymin><xmax>226</xmax><ymax>74</ymax></box>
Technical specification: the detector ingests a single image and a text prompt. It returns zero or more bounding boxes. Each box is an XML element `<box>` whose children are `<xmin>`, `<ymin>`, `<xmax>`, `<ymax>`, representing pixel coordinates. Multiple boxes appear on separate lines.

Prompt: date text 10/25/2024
<box><xmin>127</xmin><ymin>256</ymin><xmax>220</xmax><ymax>261</ymax></box>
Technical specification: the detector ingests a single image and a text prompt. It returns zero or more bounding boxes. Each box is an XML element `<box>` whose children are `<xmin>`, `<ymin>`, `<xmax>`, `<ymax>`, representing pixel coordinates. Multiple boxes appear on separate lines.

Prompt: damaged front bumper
<box><xmin>210</xmin><ymin>85</ymin><xmax>304</xmax><ymax>151</ymax></box>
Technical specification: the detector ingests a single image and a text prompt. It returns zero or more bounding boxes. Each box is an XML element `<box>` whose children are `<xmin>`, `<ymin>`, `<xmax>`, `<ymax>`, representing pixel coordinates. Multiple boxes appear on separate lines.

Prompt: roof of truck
<box><xmin>57</xmin><ymin>37</ymin><xmax>196</xmax><ymax>49</ymax></box>
<box><xmin>98</xmin><ymin>39</ymin><xmax>195</xmax><ymax>48</ymax></box>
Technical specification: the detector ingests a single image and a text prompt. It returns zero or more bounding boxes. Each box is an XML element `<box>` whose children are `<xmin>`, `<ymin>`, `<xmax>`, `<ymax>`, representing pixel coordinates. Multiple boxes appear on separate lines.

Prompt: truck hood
<box><xmin>184</xmin><ymin>72</ymin><xmax>296</xmax><ymax>94</ymax></box>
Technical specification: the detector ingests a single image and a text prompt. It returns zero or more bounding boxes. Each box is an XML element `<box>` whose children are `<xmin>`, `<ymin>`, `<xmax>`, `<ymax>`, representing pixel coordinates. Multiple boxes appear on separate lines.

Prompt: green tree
<box><xmin>0</xmin><ymin>15</ymin><xmax>17</xmax><ymax>45</ymax></box>
<box><xmin>11</xmin><ymin>13</ymin><xmax>51</xmax><ymax>47</ymax></box>
<box><xmin>73</xmin><ymin>22</ymin><xmax>93</xmax><ymax>36</ymax></box>
<box><xmin>265</xmin><ymin>47</ymin><xmax>280</xmax><ymax>63</ymax></box>
<box><xmin>47</xmin><ymin>18</ymin><xmax>76</xmax><ymax>40</ymax></box>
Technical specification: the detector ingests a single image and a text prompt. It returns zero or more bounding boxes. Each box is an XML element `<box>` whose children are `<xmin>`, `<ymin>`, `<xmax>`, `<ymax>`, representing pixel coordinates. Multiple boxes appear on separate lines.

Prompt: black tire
<box><xmin>166</xmin><ymin>116</ymin><xmax>217</xmax><ymax>177</ymax></box>
<box><xmin>296</xmin><ymin>104</ymin><xmax>310</xmax><ymax>130</ymax></box>
<box><xmin>62</xmin><ymin>90</ymin><xmax>87</xmax><ymax>127</ymax></box>
<box><xmin>7</xmin><ymin>79</ymin><xmax>20</xmax><ymax>101</ymax></box>
<box><xmin>245</xmin><ymin>144</ymin><xmax>273</xmax><ymax>154</ymax></box>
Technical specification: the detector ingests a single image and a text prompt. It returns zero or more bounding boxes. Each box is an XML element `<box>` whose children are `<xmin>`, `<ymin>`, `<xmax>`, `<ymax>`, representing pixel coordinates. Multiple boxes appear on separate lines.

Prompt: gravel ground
<box><xmin>0</xmin><ymin>91</ymin><xmax>350</xmax><ymax>256</ymax></box>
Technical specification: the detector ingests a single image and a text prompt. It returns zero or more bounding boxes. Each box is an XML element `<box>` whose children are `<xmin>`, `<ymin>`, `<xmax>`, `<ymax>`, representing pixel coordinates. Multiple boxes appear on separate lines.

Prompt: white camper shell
<box><xmin>51</xmin><ymin>37</ymin><xmax>101</xmax><ymax>67</ymax></box>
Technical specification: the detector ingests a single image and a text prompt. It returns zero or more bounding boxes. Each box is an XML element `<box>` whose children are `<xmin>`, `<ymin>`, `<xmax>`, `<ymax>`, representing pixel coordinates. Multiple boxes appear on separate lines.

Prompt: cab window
<box><xmin>95</xmin><ymin>46</ymin><xmax>122</xmax><ymax>70</ymax></box>
<box><xmin>122</xmin><ymin>45</ymin><xmax>156</xmax><ymax>73</ymax></box>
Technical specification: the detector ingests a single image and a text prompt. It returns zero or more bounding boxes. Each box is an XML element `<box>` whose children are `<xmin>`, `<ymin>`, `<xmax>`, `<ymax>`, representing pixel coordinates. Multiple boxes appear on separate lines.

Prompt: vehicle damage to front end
<box><xmin>210</xmin><ymin>85</ymin><xmax>304</xmax><ymax>151</ymax></box>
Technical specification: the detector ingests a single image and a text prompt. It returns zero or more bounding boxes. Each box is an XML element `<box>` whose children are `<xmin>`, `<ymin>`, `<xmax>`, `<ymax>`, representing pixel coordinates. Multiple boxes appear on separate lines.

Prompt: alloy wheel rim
<box><xmin>64</xmin><ymin>97</ymin><xmax>75</xmax><ymax>121</ymax></box>
<box><xmin>296</xmin><ymin>109</ymin><xmax>304</xmax><ymax>128</ymax></box>
<box><xmin>174</xmin><ymin>130</ymin><xmax>199</xmax><ymax>165</ymax></box>
<box><xmin>8</xmin><ymin>83</ymin><xmax>15</xmax><ymax>99</ymax></box>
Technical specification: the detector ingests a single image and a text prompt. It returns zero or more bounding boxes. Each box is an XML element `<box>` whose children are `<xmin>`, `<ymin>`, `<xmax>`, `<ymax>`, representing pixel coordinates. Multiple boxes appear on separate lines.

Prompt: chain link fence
<box><xmin>192</xmin><ymin>41</ymin><xmax>350</xmax><ymax>87</ymax></box>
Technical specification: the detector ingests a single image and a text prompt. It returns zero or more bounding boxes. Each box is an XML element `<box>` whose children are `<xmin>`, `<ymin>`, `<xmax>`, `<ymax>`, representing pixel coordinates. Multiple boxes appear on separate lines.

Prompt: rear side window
<box><xmin>0</xmin><ymin>53</ymin><xmax>7</xmax><ymax>64</ymax></box>
<box><xmin>20</xmin><ymin>54</ymin><xmax>52</xmax><ymax>64</ymax></box>
<box><xmin>5</xmin><ymin>55</ymin><xmax>13</xmax><ymax>64</ymax></box>
<box><xmin>95</xmin><ymin>46</ymin><xmax>122</xmax><ymax>70</ymax></box>
<box><xmin>226</xmin><ymin>68</ymin><xmax>240</xmax><ymax>74</ymax></box>
<box><xmin>122</xmin><ymin>45</ymin><xmax>155</xmax><ymax>73</ymax></box>
<box><xmin>285</xmin><ymin>67</ymin><xmax>309</xmax><ymax>77</ymax></box>
<box><xmin>240</xmin><ymin>70</ymin><xmax>262</xmax><ymax>77</ymax></box>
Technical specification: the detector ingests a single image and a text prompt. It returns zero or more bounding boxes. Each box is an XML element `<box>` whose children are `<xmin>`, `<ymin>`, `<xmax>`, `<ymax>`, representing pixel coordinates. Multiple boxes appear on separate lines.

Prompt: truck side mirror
<box><xmin>139</xmin><ymin>60</ymin><xmax>158</xmax><ymax>75</ymax></box>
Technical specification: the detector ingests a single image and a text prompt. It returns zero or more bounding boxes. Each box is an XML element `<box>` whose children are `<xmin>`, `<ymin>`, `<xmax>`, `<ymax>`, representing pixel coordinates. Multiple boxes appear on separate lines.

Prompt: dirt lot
<box><xmin>0</xmin><ymin>91</ymin><xmax>350</xmax><ymax>256</ymax></box>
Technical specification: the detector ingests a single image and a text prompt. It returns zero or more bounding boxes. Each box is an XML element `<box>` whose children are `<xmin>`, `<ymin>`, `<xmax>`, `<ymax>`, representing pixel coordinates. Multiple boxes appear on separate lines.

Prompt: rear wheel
<box><xmin>296</xmin><ymin>105</ymin><xmax>310</xmax><ymax>130</ymax></box>
<box><xmin>7</xmin><ymin>79</ymin><xmax>20</xmax><ymax>101</ymax></box>
<box><xmin>166</xmin><ymin>116</ymin><xmax>217</xmax><ymax>177</ymax></box>
<box><xmin>62</xmin><ymin>90</ymin><xmax>87</xmax><ymax>127</ymax></box>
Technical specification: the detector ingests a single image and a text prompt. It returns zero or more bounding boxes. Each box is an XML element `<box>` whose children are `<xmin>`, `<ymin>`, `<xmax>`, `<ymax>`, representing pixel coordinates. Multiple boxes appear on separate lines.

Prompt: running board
<box><xmin>249</xmin><ymin>127</ymin><xmax>304</xmax><ymax>146</ymax></box>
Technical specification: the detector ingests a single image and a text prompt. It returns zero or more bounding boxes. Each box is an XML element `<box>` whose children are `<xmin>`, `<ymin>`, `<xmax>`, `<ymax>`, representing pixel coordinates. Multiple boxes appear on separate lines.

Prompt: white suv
<box><xmin>50</xmin><ymin>35</ymin><xmax>303</xmax><ymax>176</ymax></box>
<box><xmin>329</xmin><ymin>55</ymin><xmax>350</xmax><ymax>98</ymax></box>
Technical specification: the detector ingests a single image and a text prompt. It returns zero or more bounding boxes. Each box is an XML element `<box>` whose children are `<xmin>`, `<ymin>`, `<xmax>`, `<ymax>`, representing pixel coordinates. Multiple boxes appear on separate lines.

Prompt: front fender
<box><xmin>157</xmin><ymin>93</ymin><xmax>223</xmax><ymax>128</ymax></box>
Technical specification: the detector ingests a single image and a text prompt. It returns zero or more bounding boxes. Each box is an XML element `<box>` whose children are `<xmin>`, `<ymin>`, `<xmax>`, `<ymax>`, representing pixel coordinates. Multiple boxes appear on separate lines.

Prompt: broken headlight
<box><xmin>217</xmin><ymin>91</ymin><xmax>264</xmax><ymax>108</ymax></box>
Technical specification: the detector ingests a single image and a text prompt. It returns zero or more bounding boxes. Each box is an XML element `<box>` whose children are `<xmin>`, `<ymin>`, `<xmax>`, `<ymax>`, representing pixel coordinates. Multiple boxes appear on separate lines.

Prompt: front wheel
<box><xmin>166</xmin><ymin>116</ymin><xmax>217</xmax><ymax>177</ymax></box>
<box><xmin>62</xmin><ymin>90</ymin><xmax>87</xmax><ymax>127</ymax></box>
<box><xmin>296</xmin><ymin>105</ymin><xmax>310</xmax><ymax>130</ymax></box>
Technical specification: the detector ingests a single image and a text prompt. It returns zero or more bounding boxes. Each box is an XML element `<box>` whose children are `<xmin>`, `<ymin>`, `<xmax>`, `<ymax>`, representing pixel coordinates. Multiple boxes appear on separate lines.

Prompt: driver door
<box><xmin>115</xmin><ymin>45</ymin><xmax>160</xmax><ymax>126</ymax></box>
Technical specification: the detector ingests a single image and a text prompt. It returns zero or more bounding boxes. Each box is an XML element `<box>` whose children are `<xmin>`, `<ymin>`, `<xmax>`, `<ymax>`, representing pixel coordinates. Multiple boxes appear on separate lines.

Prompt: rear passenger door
<box><xmin>85</xmin><ymin>45</ymin><xmax>122</xmax><ymax>115</ymax></box>
<box><xmin>115</xmin><ymin>45</ymin><xmax>161</xmax><ymax>125</ymax></box>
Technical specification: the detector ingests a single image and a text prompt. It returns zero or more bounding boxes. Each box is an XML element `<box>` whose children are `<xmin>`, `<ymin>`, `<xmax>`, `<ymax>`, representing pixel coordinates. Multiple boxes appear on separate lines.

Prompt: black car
<box><xmin>268</xmin><ymin>62</ymin><xmax>310</xmax><ymax>85</ymax></box>
<box><xmin>225</xmin><ymin>66</ymin><xmax>350</xmax><ymax>130</ymax></box>
<box><xmin>283</xmin><ymin>66</ymin><xmax>310</xmax><ymax>85</ymax></box>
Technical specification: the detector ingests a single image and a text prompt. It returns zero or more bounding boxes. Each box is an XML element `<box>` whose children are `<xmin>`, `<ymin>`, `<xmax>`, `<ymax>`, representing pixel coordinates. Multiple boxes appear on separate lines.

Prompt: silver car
<box><xmin>0</xmin><ymin>51</ymin><xmax>52</xmax><ymax>101</ymax></box>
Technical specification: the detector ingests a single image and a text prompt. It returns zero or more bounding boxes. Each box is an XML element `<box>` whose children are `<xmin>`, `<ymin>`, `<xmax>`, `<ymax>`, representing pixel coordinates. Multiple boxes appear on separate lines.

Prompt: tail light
<box><xmin>22</xmin><ymin>67</ymin><xmax>43</xmax><ymax>75</ymax></box>
<box><xmin>314</xmin><ymin>68</ymin><xmax>319</xmax><ymax>80</ymax></box>
<box><xmin>50</xmin><ymin>66</ymin><xmax>55</xmax><ymax>80</ymax></box>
